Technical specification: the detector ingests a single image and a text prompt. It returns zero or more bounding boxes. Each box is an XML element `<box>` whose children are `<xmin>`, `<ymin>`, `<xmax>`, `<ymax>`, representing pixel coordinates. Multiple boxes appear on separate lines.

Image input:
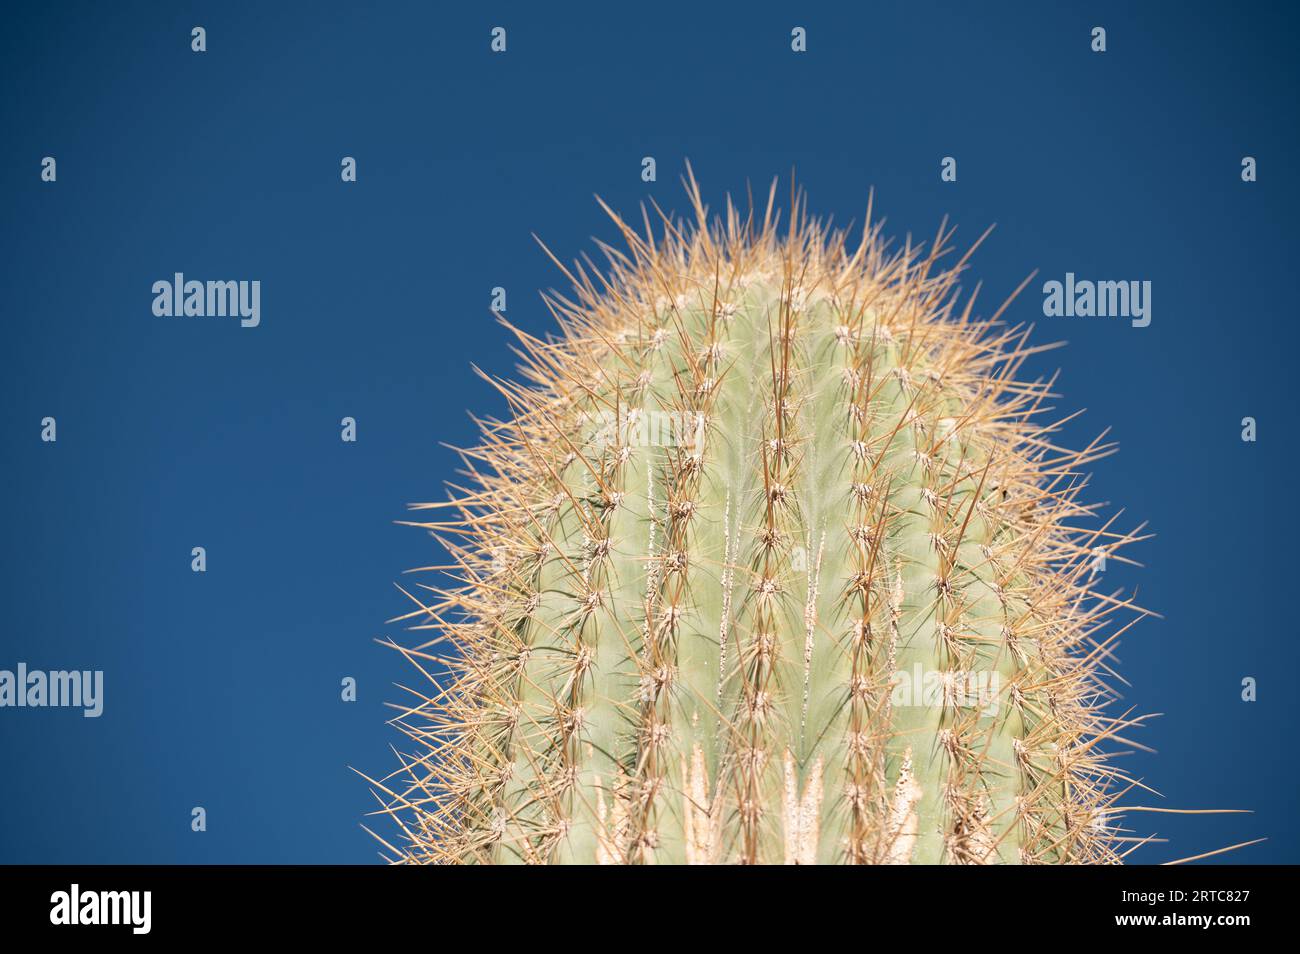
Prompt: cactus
<box><xmin>375</xmin><ymin>172</ymin><xmax>1146</xmax><ymax>864</ymax></box>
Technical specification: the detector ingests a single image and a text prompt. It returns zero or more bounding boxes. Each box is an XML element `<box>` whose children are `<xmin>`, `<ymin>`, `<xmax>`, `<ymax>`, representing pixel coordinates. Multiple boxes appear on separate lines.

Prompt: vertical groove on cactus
<box><xmin>373</xmin><ymin>170</ymin><xmax>1147</xmax><ymax>864</ymax></box>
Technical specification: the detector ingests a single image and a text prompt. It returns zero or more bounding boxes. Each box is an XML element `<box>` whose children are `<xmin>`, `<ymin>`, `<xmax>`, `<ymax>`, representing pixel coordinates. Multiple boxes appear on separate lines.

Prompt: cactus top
<box><xmin>378</xmin><ymin>175</ymin><xmax>1144</xmax><ymax>864</ymax></box>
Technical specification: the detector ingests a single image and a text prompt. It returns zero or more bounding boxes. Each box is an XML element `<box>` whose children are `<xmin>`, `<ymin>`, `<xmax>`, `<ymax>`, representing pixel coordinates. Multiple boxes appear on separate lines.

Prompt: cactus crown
<box><xmin>376</xmin><ymin>172</ymin><xmax>1146</xmax><ymax>864</ymax></box>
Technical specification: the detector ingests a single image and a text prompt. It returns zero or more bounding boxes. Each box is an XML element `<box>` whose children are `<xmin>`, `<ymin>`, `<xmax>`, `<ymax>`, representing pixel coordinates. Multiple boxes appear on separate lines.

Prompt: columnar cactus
<box><xmin>377</xmin><ymin>174</ymin><xmax>1144</xmax><ymax>864</ymax></box>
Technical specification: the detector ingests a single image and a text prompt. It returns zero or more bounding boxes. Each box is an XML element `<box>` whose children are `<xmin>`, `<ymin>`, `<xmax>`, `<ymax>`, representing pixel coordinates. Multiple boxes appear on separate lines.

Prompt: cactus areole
<box><xmin>379</xmin><ymin>174</ymin><xmax>1143</xmax><ymax>864</ymax></box>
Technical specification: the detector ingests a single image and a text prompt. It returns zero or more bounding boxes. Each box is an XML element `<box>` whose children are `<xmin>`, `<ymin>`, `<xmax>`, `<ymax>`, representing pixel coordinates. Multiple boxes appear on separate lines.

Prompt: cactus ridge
<box><xmin>374</xmin><ymin>172</ymin><xmax>1148</xmax><ymax>864</ymax></box>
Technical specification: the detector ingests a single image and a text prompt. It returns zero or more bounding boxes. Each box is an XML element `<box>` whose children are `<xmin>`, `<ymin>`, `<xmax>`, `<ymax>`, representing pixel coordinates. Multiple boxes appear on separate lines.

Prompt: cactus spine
<box><xmin>378</xmin><ymin>173</ymin><xmax>1144</xmax><ymax>864</ymax></box>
